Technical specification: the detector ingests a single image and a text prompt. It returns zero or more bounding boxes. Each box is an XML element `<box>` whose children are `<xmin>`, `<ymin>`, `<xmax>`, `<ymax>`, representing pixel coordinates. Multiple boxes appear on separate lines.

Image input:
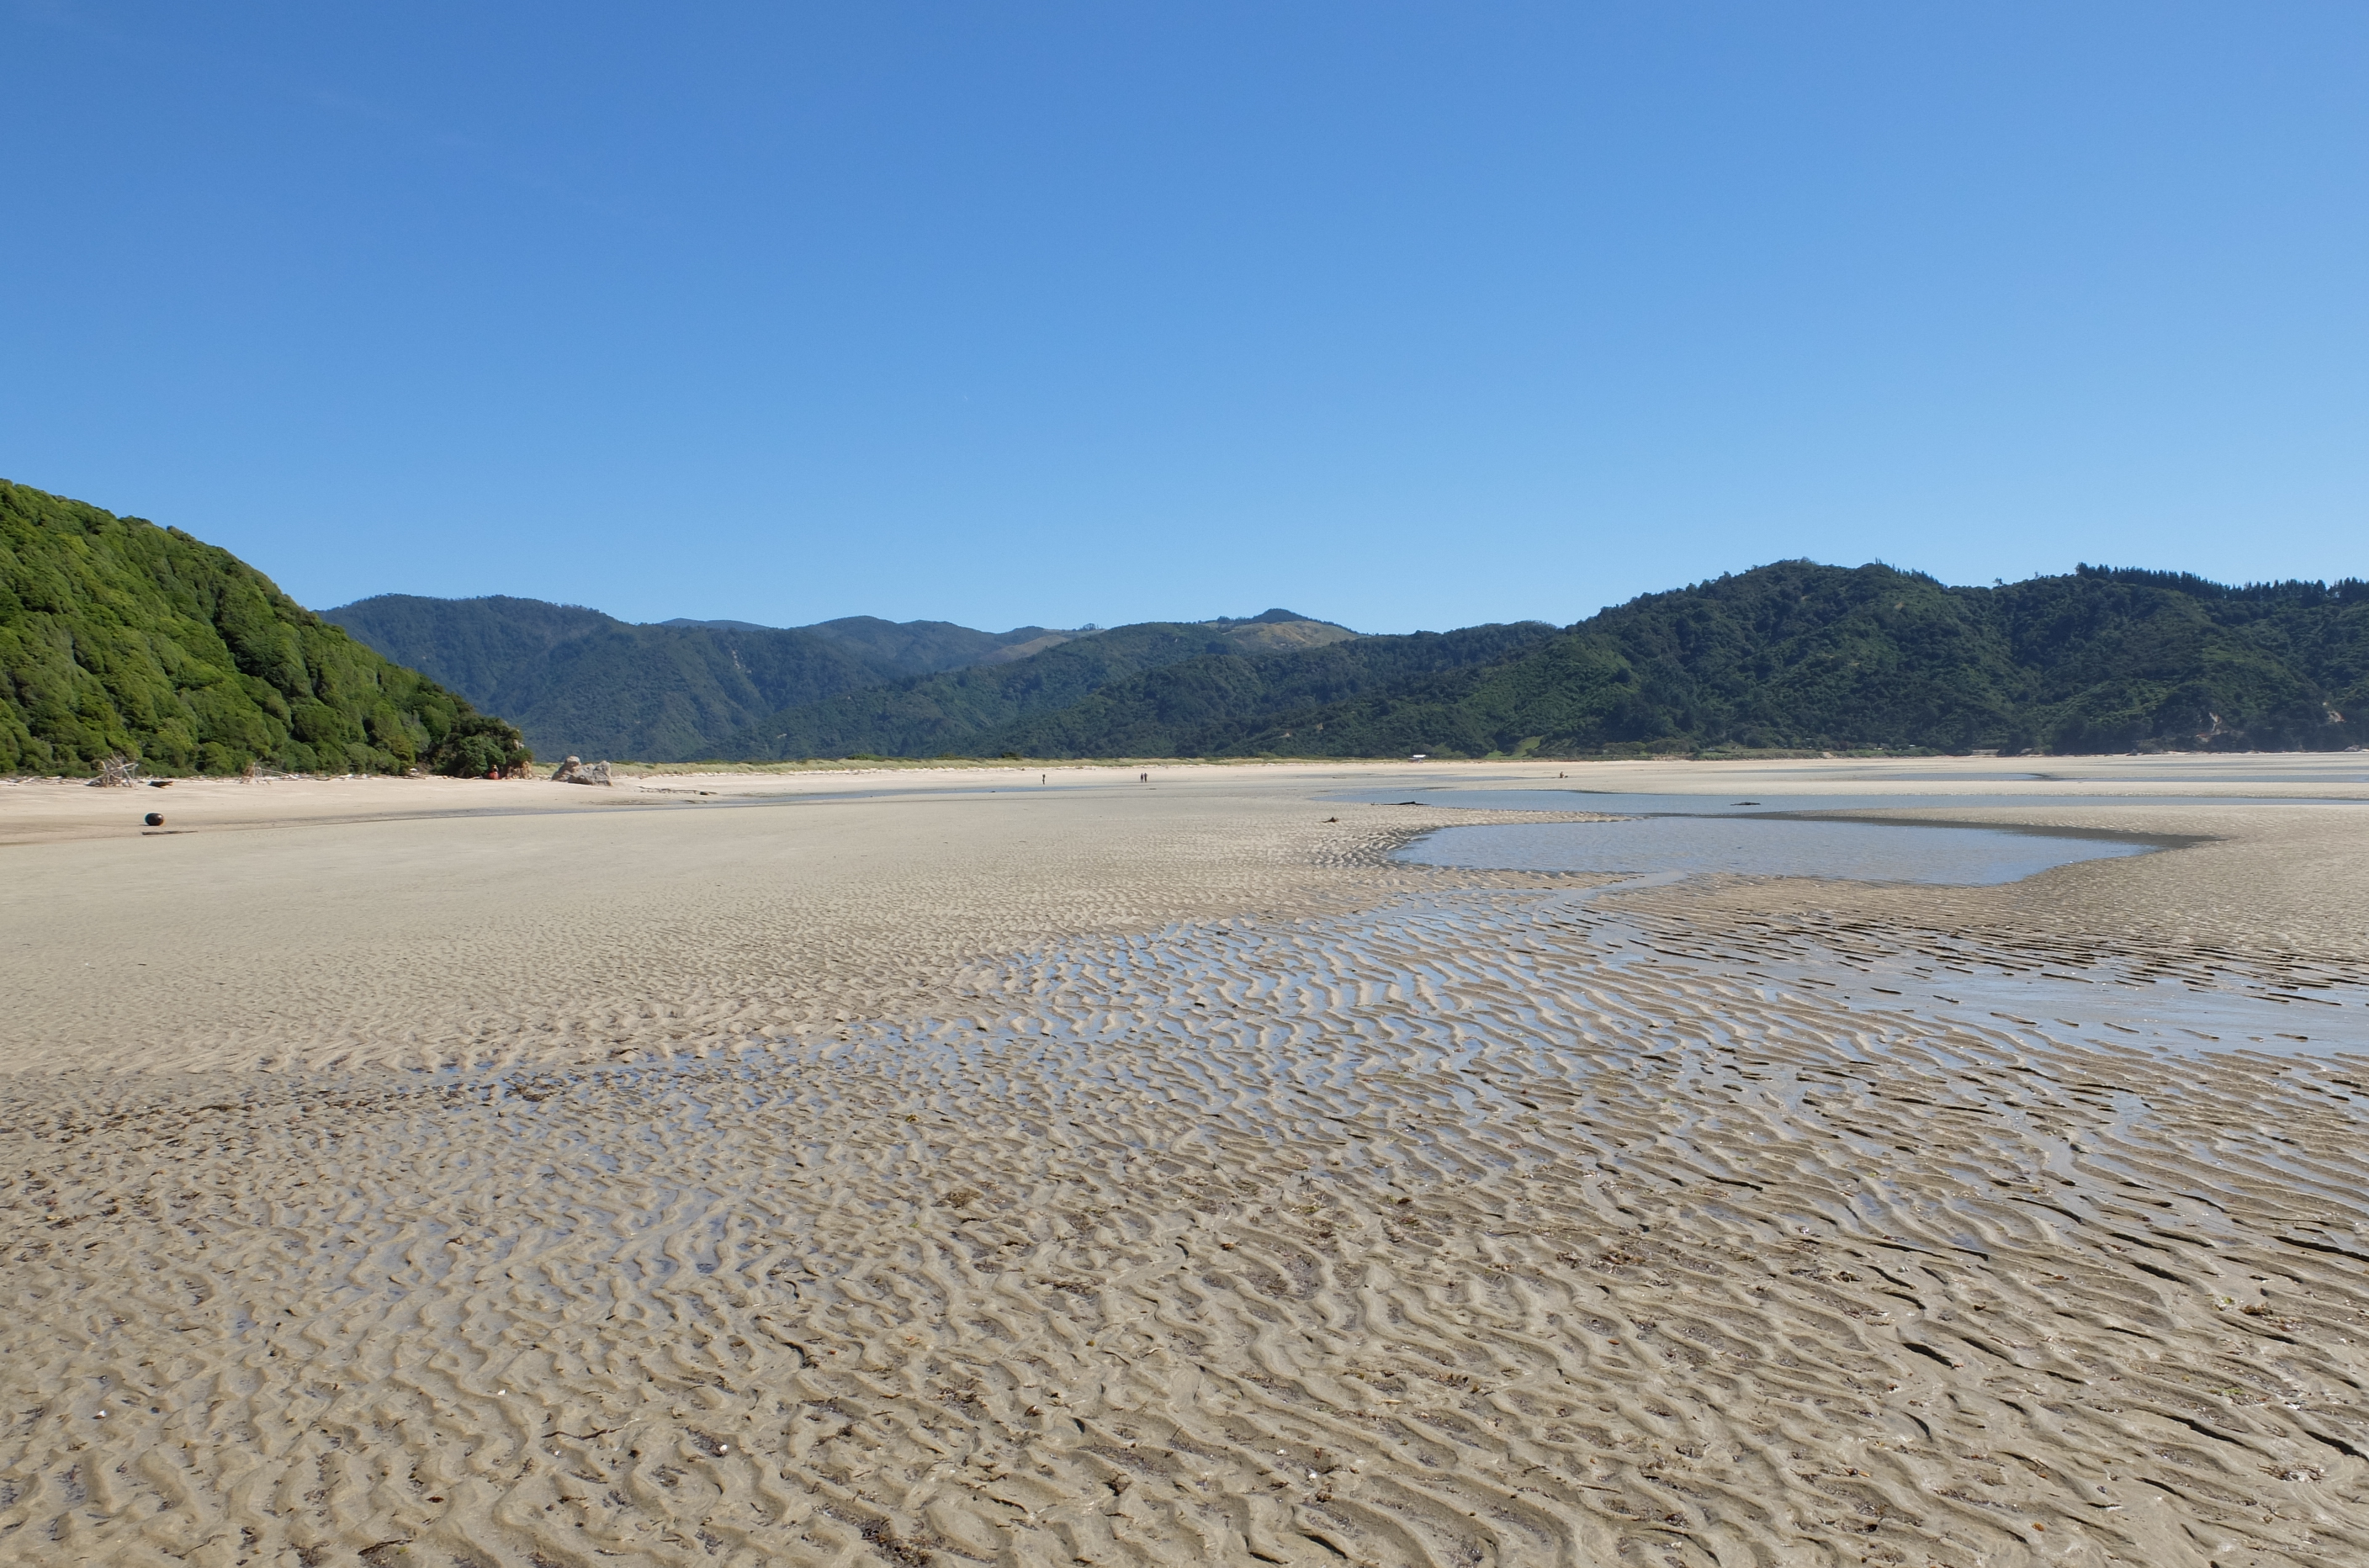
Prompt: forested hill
<box><xmin>1184</xmin><ymin>562</ymin><xmax>2369</xmax><ymax>760</ymax></box>
<box><xmin>971</xmin><ymin>621</ymin><xmax>1558</xmax><ymax>758</ymax></box>
<box><xmin>660</xmin><ymin>614</ymin><xmax>1074</xmax><ymax>670</ymax></box>
<box><xmin>693</xmin><ymin>563</ymin><xmax>2369</xmax><ymax>761</ymax></box>
<box><xmin>716</xmin><ymin>612</ymin><xmax>1373</xmax><ymax>760</ymax></box>
<box><xmin>0</xmin><ymin>481</ymin><xmax>524</xmax><ymax>776</ymax></box>
<box><xmin>323</xmin><ymin>595</ymin><xmax>1063</xmax><ymax>760</ymax></box>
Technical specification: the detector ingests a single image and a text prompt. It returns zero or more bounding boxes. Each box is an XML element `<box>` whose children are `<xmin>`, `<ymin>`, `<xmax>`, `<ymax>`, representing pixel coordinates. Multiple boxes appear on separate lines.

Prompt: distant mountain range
<box><xmin>7</xmin><ymin>478</ymin><xmax>2365</xmax><ymax>775</ymax></box>
<box><xmin>337</xmin><ymin>565</ymin><xmax>2369</xmax><ymax>762</ymax></box>
<box><xmin>1195</xmin><ymin>561</ymin><xmax>2369</xmax><ymax>758</ymax></box>
<box><xmin>320</xmin><ymin>596</ymin><xmax>1065</xmax><ymax>760</ymax></box>
<box><xmin>323</xmin><ymin>593</ymin><xmax>1374</xmax><ymax>761</ymax></box>
<box><xmin>0</xmin><ymin>480</ymin><xmax>523</xmax><ymax>777</ymax></box>
<box><xmin>713</xmin><ymin>611</ymin><xmax>1386</xmax><ymax>760</ymax></box>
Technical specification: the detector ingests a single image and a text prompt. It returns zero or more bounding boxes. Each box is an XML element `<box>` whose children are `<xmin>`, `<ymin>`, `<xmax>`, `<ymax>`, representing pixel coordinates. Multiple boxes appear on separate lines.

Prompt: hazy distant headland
<box><xmin>5</xmin><ymin>478</ymin><xmax>2364</xmax><ymax>774</ymax></box>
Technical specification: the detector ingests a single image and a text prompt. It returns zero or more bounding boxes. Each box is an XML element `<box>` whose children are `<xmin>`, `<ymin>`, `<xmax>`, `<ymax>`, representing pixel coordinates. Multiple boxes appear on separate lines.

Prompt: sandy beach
<box><xmin>6</xmin><ymin>755</ymin><xmax>2369</xmax><ymax>1567</ymax></box>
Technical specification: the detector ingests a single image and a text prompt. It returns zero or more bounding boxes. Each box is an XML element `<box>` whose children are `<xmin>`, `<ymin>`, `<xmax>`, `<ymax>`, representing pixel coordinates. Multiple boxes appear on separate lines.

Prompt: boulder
<box><xmin>549</xmin><ymin>756</ymin><xmax>613</xmax><ymax>786</ymax></box>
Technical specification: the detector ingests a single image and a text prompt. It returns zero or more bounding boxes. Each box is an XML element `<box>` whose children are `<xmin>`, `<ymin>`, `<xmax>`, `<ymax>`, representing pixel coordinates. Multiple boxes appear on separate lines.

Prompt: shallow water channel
<box><xmin>1333</xmin><ymin>787</ymin><xmax>2292</xmax><ymax>885</ymax></box>
<box><xmin>1336</xmin><ymin>786</ymin><xmax>2369</xmax><ymax>1053</ymax></box>
<box><xmin>1394</xmin><ymin>813</ymin><xmax>2150</xmax><ymax>884</ymax></box>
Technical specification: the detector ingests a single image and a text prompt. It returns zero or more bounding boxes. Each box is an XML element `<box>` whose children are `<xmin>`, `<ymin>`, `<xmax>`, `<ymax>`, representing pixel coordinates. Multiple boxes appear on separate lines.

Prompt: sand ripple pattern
<box><xmin>8</xmin><ymin>887</ymin><xmax>2369</xmax><ymax>1566</ymax></box>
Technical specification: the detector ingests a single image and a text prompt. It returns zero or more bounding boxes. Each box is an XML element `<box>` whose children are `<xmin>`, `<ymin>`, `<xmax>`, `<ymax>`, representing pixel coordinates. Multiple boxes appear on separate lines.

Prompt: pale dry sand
<box><xmin>5</xmin><ymin>757</ymin><xmax>2369</xmax><ymax>1568</ymax></box>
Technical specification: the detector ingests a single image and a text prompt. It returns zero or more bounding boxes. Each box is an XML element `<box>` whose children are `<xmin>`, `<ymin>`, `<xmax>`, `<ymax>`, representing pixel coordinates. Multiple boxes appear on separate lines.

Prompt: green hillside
<box><xmin>323</xmin><ymin>595</ymin><xmax>617</xmax><ymax>704</ymax></box>
<box><xmin>717</xmin><ymin>611</ymin><xmax>1364</xmax><ymax>760</ymax></box>
<box><xmin>973</xmin><ymin>622</ymin><xmax>1558</xmax><ymax>757</ymax></box>
<box><xmin>1208</xmin><ymin>562</ymin><xmax>2369</xmax><ymax>758</ymax></box>
<box><xmin>325</xmin><ymin>596</ymin><xmax>1063</xmax><ymax>760</ymax></box>
<box><xmin>194</xmin><ymin>545</ymin><xmax>2369</xmax><ymax>769</ymax></box>
<box><xmin>708</xmin><ymin>560</ymin><xmax>2366</xmax><ymax>763</ymax></box>
<box><xmin>797</xmin><ymin>615</ymin><xmax>1064</xmax><ymax>673</ymax></box>
<box><xmin>0</xmin><ymin>481</ymin><xmax>524</xmax><ymax>776</ymax></box>
<box><xmin>660</xmin><ymin>614</ymin><xmax>1062</xmax><ymax>671</ymax></box>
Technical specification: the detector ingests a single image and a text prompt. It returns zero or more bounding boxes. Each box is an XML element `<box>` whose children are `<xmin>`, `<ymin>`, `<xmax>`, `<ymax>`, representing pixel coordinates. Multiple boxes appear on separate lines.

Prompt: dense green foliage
<box><xmin>786</xmin><ymin>615</ymin><xmax>1061</xmax><ymax>674</ymax></box>
<box><xmin>326</xmin><ymin>596</ymin><xmax>1059</xmax><ymax>760</ymax></box>
<box><xmin>715</xmin><ymin>612</ymin><xmax>1368</xmax><ymax>760</ymax></box>
<box><xmin>0</xmin><ymin>481</ymin><xmax>509</xmax><ymax>776</ymax></box>
<box><xmin>423</xmin><ymin>712</ymin><xmax>534</xmax><ymax>778</ymax></box>
<box><xmin>126</xmin><ymin>532</ymin><xmax>2362</xmax><ymax>770</ymax></box>
<box><xmin>718</xmin><ymin>561</ymin><xmax>2368</xmax><ymax>761</ymax></box>
<box><xmin>1208</xmin><ymin>562</ymin><xmax>2369</xmax><ymax>758</ymax></box>
<box><xmin>323</xmin><ymin>596</ymin><xmax>616</xmax><ymax>707</ymax></box>
<box><xmin>973</xmin><ymin>622</ymin><xmax>1558</xmax><ymax>757</ymax></box>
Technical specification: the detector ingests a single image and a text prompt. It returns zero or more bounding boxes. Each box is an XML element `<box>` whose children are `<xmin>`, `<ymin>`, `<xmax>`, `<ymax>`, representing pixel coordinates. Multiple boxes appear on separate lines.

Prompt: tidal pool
<box><xmin>1395</xmin><ymin>813</ymin><xmax>2153</xmax><ymax>885</ymax></box>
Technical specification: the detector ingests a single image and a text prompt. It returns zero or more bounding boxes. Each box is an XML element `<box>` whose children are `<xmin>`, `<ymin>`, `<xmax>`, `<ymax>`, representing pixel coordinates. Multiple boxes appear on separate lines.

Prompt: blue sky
<box><xmin>5</xmin><ymin>3</ymin><xmax>2364</xmax><ymax>633</ymax></box>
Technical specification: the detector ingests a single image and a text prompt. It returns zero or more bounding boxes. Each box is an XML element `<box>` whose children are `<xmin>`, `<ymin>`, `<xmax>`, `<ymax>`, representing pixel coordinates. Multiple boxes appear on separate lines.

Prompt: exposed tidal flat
<box><xmin>4</xmin><ymin>758</ymin><xmax>2369</xmax><ymax>1568</ymax></box>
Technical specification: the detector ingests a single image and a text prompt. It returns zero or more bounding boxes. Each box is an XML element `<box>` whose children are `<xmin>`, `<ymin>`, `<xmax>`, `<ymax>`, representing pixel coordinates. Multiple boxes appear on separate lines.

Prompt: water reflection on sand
<box><xmin>1396</xmin><ymin>813</ymin><xmax>2154</xmax><ymax>885</ymax></box>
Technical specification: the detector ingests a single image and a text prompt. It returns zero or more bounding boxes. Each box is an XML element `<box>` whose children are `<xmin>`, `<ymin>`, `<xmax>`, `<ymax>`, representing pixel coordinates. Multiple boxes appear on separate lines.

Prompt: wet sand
<box><xmin>5</xmin><ymin>757</ymin><xmax>2369</xmax><ymax>1566</ymax></box>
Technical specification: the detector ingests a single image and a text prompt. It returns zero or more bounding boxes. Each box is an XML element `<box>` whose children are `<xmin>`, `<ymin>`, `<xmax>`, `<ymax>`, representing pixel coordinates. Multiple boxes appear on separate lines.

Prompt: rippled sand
<box><xmin>6</xmin><ymin>757</ymin><xmax>2369</xmax><ymax>1567</ymax></box>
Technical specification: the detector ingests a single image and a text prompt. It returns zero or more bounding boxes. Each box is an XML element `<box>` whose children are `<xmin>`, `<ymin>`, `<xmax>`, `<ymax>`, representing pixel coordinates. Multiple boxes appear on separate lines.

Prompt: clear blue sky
<box><xmin>5</xmin><ymin>3</ymin><xmax>2364</xmax><ymax>633</ymax></box>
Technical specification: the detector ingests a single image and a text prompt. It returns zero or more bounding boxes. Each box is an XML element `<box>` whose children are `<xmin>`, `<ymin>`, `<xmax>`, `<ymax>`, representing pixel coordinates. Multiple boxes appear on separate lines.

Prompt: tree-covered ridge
<box><xmin>46</xmin><ymin>487</ymin><xmax>2354</xmax><ymax>772</ymax></box>
<box><xmin>323</xmin><ymin>596</ymin><xmax>1073</xmax><ymax>761</ymax></box>
<box><xmin>708</xmin><ymin>561</ymin><xmax>2365</xmax><ymax>762</ymax></box>
<box><xmin>1209</xmin><ymin>562</ymin><xmax>2369</xmax><ymax>758</ymax></box>
<box><xmin>969</xmin><ymin>621</ymin><xmax>1557</xmax><ymax>758</ymax></box>
<box><xmin>327</xmin><ymin>593</ymin><xmax>891</xmax><ymax>761</ymax></box>
<box><xmin>713</xmin><ymin>612</ymin><xmax>1367</xmax><ymax>760</ymax></box>
<box><xmin>319</xmin><ymin>595</ymin><xmax>619</xmax><ymax>707</ymax></box>
<box><xmin>0</xmin><ymin>482</ymin><xmax>523</xmax><ymax>776</ymax></box>
<box><xmin>797</xmin><ymin>615</ymin><xmax>1068</xmax><ymax>673</ymax></box>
